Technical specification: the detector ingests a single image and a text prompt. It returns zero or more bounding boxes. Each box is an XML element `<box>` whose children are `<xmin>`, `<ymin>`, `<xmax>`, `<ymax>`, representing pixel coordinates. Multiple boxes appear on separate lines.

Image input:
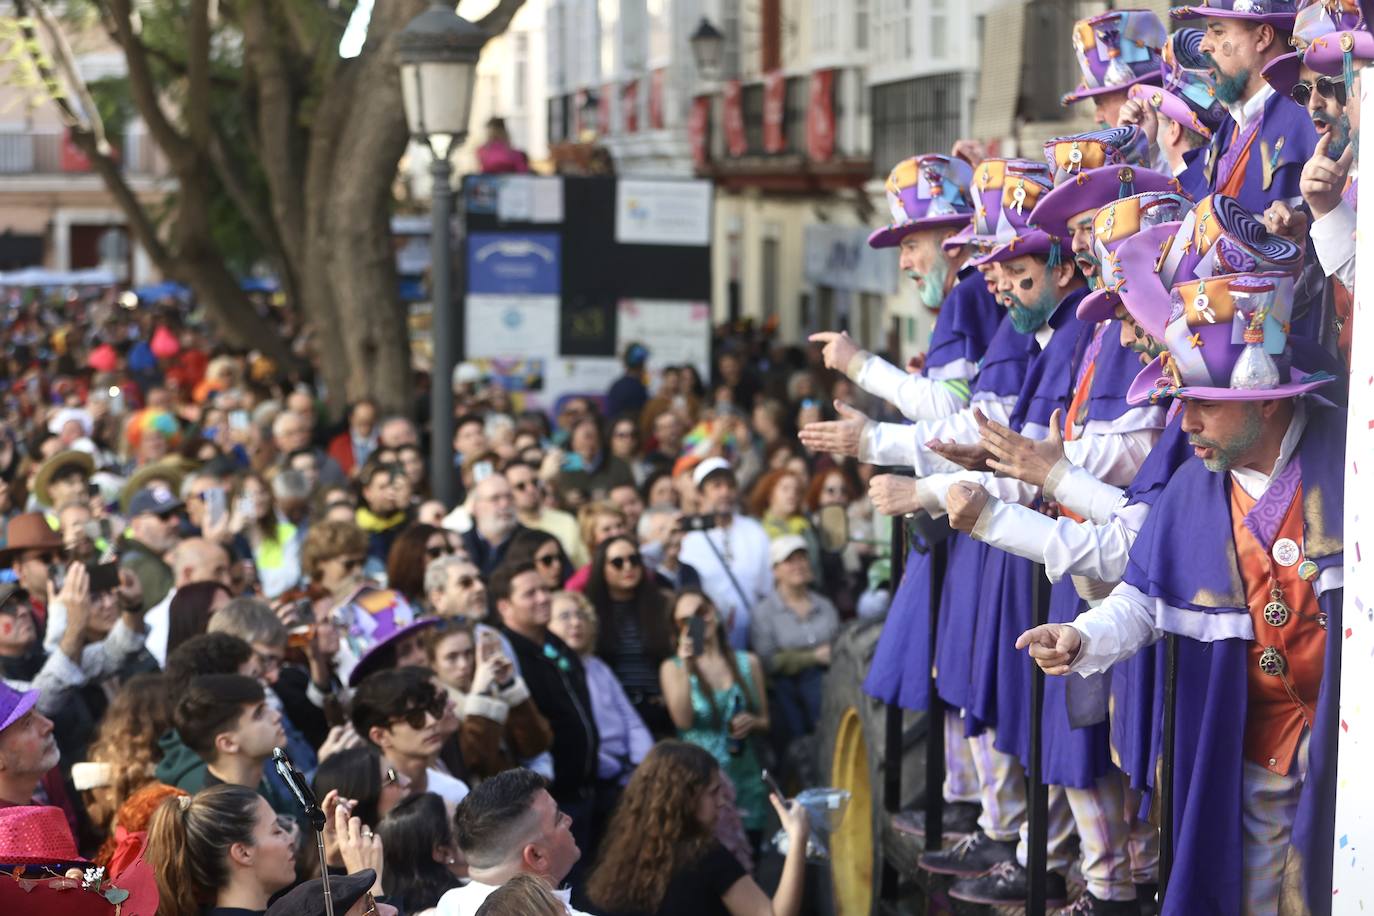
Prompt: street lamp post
<box><xmin>397</xmin><ymin>1</ymin><xmax>485</xmax><ymax>508</ymax></box>
<box><xmin>689</xmin><ymin>17</ymin><xmax>725</xmax><ymax>82</ymax></box>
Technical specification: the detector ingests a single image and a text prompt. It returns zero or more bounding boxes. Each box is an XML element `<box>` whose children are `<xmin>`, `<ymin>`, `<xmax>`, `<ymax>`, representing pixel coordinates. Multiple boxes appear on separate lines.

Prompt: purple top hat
<box><xmin>1170</xmin><ymin>0</ymin><xmax>1299</xmax><ymax>27</ymax></box>
<box><xmin>868</xmin><ymin>154</ymin><xmax>975</xmax><ymax>248</ymax></box>
<box><xmin>1263</xmin><ymin>1</ymin><xmax>1365</xmax><ymax>94</ymax></box>
<box><xmin>944</xmin><ymin>158</ymin><xmax>1055</xmax><ymax>252</ymax></box>
<box><xmin>1063</xmin><ymin>10</ymin><xmax>1168</xmax><ymax>105</ymax></box>
<box><xmin>1077</xmin><ymin>193</ymin><xmax>1196</xmax><ymax>324</ymax></box>
<box><xmin>1133</xmin><ymin>29</ymin><xmax>1228</xmax><ymax>138</ymax></box>
<box><xmin>1043</xmin><ymin>126</ymin><xmax>1151</xmax><ymax>186</ymax></box>
<box><xmin>1030</xmin><ymin>162</ymin><xmax>1182</xmax><ymax>239</ymax></box>
<box><xmin>0</xmin><ymin>682</ymin><xmax>39</xmax><ymax>735</ymax></box>
<box><xmin>1304</xmin><ymin>25</ymin><xmax>1374</xmax><ymax>80</ymax></box>
<box><xmin>335</xmin><ymin>586</ymin><xmax>441</xmax><ymax>687</ymax></box>
<box><xmin>1127</xmin><ymin>271</ymin><xmax>1337</xmax><ymax>402</ymax></box>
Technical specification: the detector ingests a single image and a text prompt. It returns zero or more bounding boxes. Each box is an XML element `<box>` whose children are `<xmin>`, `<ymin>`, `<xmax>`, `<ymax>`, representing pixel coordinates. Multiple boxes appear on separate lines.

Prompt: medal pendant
<box><xmin>1258</xmin><ymin>646</ymin><xmax>1285</xmax><ymax>677</ymax></box>
<box><xmin>1263</xmin><ymin>599</ymin><xmax>1290</xmax><ymax>627</ymax></box>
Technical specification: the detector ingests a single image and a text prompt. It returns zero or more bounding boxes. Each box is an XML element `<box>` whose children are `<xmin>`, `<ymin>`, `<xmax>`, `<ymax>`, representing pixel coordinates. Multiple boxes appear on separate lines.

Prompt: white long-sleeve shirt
<box><xmin>679</xmin><ymin>514</ymin><xmax>774</xmax><ymax>650</ymax></box>
<box><xmin>1066</xmin><ymin>403</ymin><xmax>1332</xmax><ymax>676</ymax></box>
<box><xmin>1310</xmin><ymin>196</ymin><xmax>1357</xmax><ymax>289</ymax></box>
<box><xmin>850</xmin><ymin>353</ymin><xmax>971</xmax><ymax>422</ymax></box>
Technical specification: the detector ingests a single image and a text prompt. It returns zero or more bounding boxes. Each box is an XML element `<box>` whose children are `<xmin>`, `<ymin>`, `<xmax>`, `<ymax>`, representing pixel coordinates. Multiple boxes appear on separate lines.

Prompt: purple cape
<box><xmin>926</xmin><ymin>271</ymin><xmax>1006</xmax><ymax>376</ymax></box>
<box><xmin>1122</xmin><ymin>401</ymin><xmax>1345</xmax><ymax>915</ymax></box>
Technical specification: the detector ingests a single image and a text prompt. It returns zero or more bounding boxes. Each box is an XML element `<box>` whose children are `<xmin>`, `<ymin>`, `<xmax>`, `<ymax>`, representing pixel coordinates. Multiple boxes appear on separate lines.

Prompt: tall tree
<box><xmin>11</xmin><ymin>0</ymin><xmax>525</xmax><ymax>414</ymax></box>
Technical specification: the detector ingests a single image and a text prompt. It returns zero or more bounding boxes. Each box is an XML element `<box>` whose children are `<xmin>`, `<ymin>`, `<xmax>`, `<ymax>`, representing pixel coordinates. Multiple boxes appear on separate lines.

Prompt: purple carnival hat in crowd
<box><xmin>868</xmin><ymin>154</ymin><xmax>976</xmax><ymax>248</ymax></box>
<box><xmin>1132</xmin><ymin>29</ymin><xmax>1228</xmax><ymax>138</ymax></box>
<box><xmin>1043</xmin><ymin>126</ymin><xmax>1152</xmax><ymax>186</ymax></box>
<box><xmin>336</xmin><ymin>586</ymin><xmax>440</xmax><ymax>687</ymax></box>
<box><xmin>1304</xmin><ymin>22</ymin><xmax>1374</xmax><ymax>84</ymax></box>
<box><xmin>944</xmin><ymin>158</ymin><xmax>1055</xmax><ymax>253</ymax></box>
<box><xmin>1031</xmin><ymin>129</ymin><xmax>1181</xmax><ymax>239</ymax></box>
<box><xmin>0</xmin><ymin>682</ymin><xmax>39</xmax><ymax>734</ymax></box>
<box><xmin>1063</xmin><ymin>10</ymin><xmax>1168</xmax><ymax>105</ymax></box>
<box><xmin>1262</xmin><ymin>0</ymin><xmax>1365</xmax><ymax>95</ymax></box>
<box><xmin>1076</xmin><ymin>192</ymin><xmax>1197</xmax><ymax>324</ymax></box>
<box><xmin>1170</xmin><ymin>0</ymin><xmax>1300</xmax><ymax>27</ymax></box>
<box><xmin>1128</xmin><ymin>271</ymin><xmax>1337</xmax><ymax>402</ymax></box>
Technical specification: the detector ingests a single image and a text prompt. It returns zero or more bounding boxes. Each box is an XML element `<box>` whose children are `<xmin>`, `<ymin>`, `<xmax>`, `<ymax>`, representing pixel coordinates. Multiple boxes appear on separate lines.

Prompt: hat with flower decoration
<box><xmin>868</xmin><ymin>155</ymin><xmax>976</xmax><ymax>248</ymax></box>
<box><xmin>1063</xmin><ymin>9</ymin><xmax>1169</xmax><ymax>105</ymax></box>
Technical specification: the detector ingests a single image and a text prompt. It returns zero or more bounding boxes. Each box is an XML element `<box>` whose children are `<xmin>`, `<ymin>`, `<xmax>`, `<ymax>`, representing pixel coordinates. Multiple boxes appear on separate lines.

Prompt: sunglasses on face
<box><xmin>535</xmin><ymin>553</ymin><xmax>561</xmax><ymax>569</ymax></box>
<box><xmin>394</xmin><ymin>696</ymin><xmax>447</xmax><ymax>729</ymax></box>
<box><xmin>427</xmin><ymin>544</ymin><xmax>455</xmax><ymax>559</ymax></box>
<box><xmin>607</xmin><ymin>553</ymin><xmax>642</xmax><ymax>571</ymax></box>
<box><xmin>1291</xmin><ymin>76</ymin><xmax>1346</xmax><ymax>107</ymax></box>
<box><xmin>338</xmin><ymin>556</ymin><xmax>364</xmax><ymax>573</ymax></box>
<box><xmin>26</xmin><ymin>553</ymin><xmax>57</xmax><ymax>565</ymax></box>
<box><xmin>511</xmin><ymin>479</ymin><xmax>537</xmax><ymax>492</ymax></box>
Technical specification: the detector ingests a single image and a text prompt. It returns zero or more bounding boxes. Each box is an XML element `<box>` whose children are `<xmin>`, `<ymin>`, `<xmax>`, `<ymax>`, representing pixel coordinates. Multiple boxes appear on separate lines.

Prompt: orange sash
<box><xmin>1216</xmin><ymin>120</ymin><xmax>1260</xmax><ymax>198</ymax></box>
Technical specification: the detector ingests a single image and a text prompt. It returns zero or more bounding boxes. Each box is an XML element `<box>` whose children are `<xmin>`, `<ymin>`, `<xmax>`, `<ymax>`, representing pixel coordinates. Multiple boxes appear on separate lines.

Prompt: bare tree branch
<box><xmin>473</xmin><ymin>0</ymin><xmax>528</xmax><ymax>41</ymax></box>
<box><xmin>25</xmin><ymin>0</ymin><xmax>112</xmax><ymax>151</ymax></box>
<box><xmin>185</xmin><ymin>0</ymin><xmax>212</xmax><ymax>146</ymax></box>
<box><xmin>105</xmin><ymin>0</ymin><xmax>192</xmax><ymax>163</ymax></box>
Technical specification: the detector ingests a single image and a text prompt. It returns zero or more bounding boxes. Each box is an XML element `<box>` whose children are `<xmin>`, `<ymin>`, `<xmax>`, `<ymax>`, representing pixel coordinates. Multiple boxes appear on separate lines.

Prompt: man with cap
<box><xmin>606</xmin><ymin>342</ymin><xmax>651</xmax><ymax>420</ymax></box>
<box><xmin>32</xmin><ymin>448</ymin><xmax>95</xmax><ymax>519</ymax></box>
<box><xmin>1120</xmin><ymin>29</ymin><xmax>1229</xmax><ymax>175</ymax></box>
<box><xmin>677</xmin><ymin>457</ymin><xmax>773</xmax><ymax>649</ymax></box>
<box><xmin>1</xmin><ymin>511</ymin><xmax>65</xmax><ymax>635</ymax></box>
<box><xmin>120</xmin><ymin>484</ymin><xmax>184</xmax><ymax>612</ymax></box>
<box><xmin>1019</xmin><ymin>259</ymin><xmax>1344</xmax><ymax>914</ymax></box>
<box><xmin>1172</xmin><ymin>0</ymin><xmax>1318</xmax><ymax>213</ymax></box>
<box><xmin>811</xmin><ymin>153</ymin><xmax>1003</xmax><ymax>425</ymax></box>
<box><xmin>1062</xmin><ymin>9</ymin><xmax>1168</xmax><ymax>127</ymax></box>
<box><xmin>0</xmin><ymin>682</ymin><xmax>59</xmax><ymax>808</ymax></box>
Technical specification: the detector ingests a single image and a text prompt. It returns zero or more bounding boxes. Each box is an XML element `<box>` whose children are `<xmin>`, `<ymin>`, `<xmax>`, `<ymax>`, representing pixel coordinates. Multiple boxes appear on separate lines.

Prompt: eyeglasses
<box><xmin>535</xmin><ymin>553</ymin><xmax>561</xmax><ymax>569</ymax></box>
<box><xmin>510</xmin><ymin>479</ymin><xmax>537</xmax><ymax>492</ymax></box>
<box><xmin>26</xmin><ymin>553</ymin><xmax>57</xmax><ymax>565</ymax></box>
<box><xmin>607</xmin><ymin>553</ymin><xmax>643</xmax><ymax>571</ymax></box>
<box><xmin>455</xmin><ymin>575</ymin><xmax>478</xmax><ymax>589</ymax></box>
<box><xmin>427</xmin><ymin>545</ymin><xmax>455</xmax><ymax>559</ymax></box>
<box><xmin>1291</xmin><ymin>75</ymin><xmax>1346</xmax><ymax>107</ymax></box>
<box><xmin>393</xmin><ymin>696</ymin><xmax>447</xmax><ymax>729</ymax></box>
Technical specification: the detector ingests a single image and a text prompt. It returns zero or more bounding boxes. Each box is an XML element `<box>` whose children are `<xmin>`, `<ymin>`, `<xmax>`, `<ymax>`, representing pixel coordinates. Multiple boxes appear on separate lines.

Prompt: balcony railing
<box><xmin>0</xmin><ymin>129</ymin><xmax>165</xmax><ymax>176</ymax></box>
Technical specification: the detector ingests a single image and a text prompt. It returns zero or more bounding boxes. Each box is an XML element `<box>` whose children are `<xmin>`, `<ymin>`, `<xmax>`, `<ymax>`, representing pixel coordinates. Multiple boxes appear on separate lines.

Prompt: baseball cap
<box><xmin>127</xmin><ymin>485</ymin><xmax>184</xmax><ymax>518</ymax></box>
<box><xmin>691</xmin><ymin>457</ymin><xmax>735</xmax><ymax>490</ymax></box>
<box><xmin>769</xmin><ymin>535</ymin><xmax>810</xmax><ymax>567</ymax></box>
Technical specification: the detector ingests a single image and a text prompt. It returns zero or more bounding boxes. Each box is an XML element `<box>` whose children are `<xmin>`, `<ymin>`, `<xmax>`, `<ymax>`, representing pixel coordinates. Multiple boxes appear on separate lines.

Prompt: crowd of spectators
<box><xmin>0</xmin><ymin>289</ymin><xmax>891</xmax><ymax>915</ymax></box>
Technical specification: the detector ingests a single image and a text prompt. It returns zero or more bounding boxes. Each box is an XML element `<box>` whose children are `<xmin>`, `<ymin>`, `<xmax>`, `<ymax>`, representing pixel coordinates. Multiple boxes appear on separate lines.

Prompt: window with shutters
<box><xmin>871</xmin><ymin>75</ymin><xmax>963</xmax><ymax>177</ymax></box>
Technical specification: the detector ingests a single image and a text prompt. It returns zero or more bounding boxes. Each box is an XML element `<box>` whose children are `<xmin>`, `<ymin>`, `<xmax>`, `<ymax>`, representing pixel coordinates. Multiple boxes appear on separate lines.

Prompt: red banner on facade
<box><xmin>723</xmin><ymin>80</ymin><xmax>747</xmax><ymax>158</ymax></box>
<box><xmin>599</xmin><ymin>84</ymin><xmax>612</xmax><ymax>136</ymax></box>
<box><xmin>807</xmin><ymin>69</ymin><xmax>836</xmax><ymax>162</ymax></box>
<box><xmin>623</xmin><ymin>79</ymin><xmax>639</xmax><ymax>133</ymax></box>
<box><xmin>649</xmin><ymin>69</ymin><xmax>665</xmax><ymax>130</ymax></box>
<box><xmin>689</xmin><ymin>96</ymin><xmax>710</xmax><ymax>169</ymax></box>
<box><xmin>763</xmin><ymin>71</ymin><xmax>786</xmax><ymax>154</ymax></box>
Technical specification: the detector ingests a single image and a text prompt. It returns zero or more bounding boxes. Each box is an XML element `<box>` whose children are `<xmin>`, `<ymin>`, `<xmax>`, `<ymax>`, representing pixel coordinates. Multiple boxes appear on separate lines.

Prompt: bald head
<box><xmin>170</xmin><ymin>537</ymin><xmax>231</xmax><ymax>587</ymax></box>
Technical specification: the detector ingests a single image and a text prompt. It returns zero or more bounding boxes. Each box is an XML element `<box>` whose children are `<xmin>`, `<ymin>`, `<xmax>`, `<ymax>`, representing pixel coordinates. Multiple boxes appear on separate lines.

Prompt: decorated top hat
<box><xmin>1170</xmin><ymin>0</ymin><xmax>1300</xmax><ymax>28</ymax></box>
<box><xmin>1303</xmin><ymin>22</ymin><xmax>1374</xmax><ymax>82</ymax></box>
<box><xmin>1262</xmin><ymin>0</ymin><xmax>1365</xmax><ymax>94</ymax></box>
<box><xmin>1042</xmin><ymin>126</ymin><xmax>1152</xmax><ymax>186</ymax></box>
<box><xmin>338</xmin><ymin>586</ymin><xmax>441</xmax><ymax>687</ymax></box>
<box><xmin>943</xmin><ymin>158</ymin><xmax>1055</xmax><ymax>252</ymax></box>
<box><xmin>1030</xmin><ymin>160</ymin><xmax>1182</xmax><ymax>241</ymax></box>
<box><xmin>1077</xmin><ymin>193</ymin><xmax>1197</xmax><ymax>324</ymax></box>
<box><xmin>1132</xmin><ymin>29</ymin><xmax>1228</xmax><ymax>138</ymax></box>
<box><xmin>970</xmin><ymin>227</ymin><xmax>1075</xmax><ymax>267</ymax></box>
<box><xmin>868</xmin><ymin>155</ymin><xmax>976</xmax><ymax>248</ymax></box>
<box><xmin>1063</xmin><ymin>10</ymin><xmax>1169</xmax><ymax>105</ymax></box>
<box><xmin>1128</xmin><ymin>271</ymin><xmax>1337</xmax><ymax>402</ymax></box>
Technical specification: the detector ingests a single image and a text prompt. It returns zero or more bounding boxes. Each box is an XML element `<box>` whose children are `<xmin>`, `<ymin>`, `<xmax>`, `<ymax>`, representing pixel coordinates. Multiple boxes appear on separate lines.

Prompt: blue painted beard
<box><xmin>1323</xmin><ymin>113</ymin><xmax>1353</xmax><ymax>160</ymax></box>
<box><xmin>1006</xmin><ymin>281</ymin><xmax>1060</xmax><ymax>334</ymax></box>
<box><xmin>1205</xmin><ymin>54</ymin><xmax>1251</xmax><ymax>105</ymax></box>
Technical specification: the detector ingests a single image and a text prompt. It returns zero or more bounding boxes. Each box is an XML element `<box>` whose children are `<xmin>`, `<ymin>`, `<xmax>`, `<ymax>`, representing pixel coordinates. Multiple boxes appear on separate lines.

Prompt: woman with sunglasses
<box><xmin>302</xmin><ymin>520</ymin><xmax>370</xmax><ymax>599</ymax></box>
<box><xmin>384</xmin><ymin>523</ymin><xmax>456</xmax><ymax>607</ymax></box>
<box><xmin>584</xmin><ymin>535</ymin><xmax>676</xmax><ymax>738</ymax></box>
<box><xmin>506</xmin><ymin>528</ymin><xmax>572</xmax><ymax>593</ymax></box>
<box><xmin>425</xmin><ymin>618</ymin><xmax>553</xmax><ymax>782</ymax></box>
<box><xmin>563</xmin><ymin>500</ymin><xmax>629</xmax><ymax>591</ymax></box>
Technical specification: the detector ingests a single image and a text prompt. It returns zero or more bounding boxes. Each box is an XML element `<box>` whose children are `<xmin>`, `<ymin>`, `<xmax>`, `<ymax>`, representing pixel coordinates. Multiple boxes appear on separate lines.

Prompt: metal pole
<box><xmin>1159</xmin><ymin>633</ymin><xmax>1179</xmax><ymax>903</ymax></box>
<box><xmin>429</xmin><ymin>154</ymin><xmax>455</xmax><ymax>507</ymax></box>
<box><xmin>1025</xmin><ymin>567</ymin><xmax>1050</xmax><ymax>916</ymax></box>
<box><xmin>924</xmin><ymin>537</ymin><xmax>949</xmax><ymax>852</ymax></box>
<box><xmin>880</xmin><ymin>515</ymin><xmax>909</xmax><ymax>903</ymax></box>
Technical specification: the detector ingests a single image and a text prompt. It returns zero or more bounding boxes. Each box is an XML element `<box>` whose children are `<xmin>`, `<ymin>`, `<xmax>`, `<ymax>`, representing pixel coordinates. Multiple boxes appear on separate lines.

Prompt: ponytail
<box><xmin>145</xmin><ymin>784</ymin><xmax>260</xmax><ymax>916</ymax></box>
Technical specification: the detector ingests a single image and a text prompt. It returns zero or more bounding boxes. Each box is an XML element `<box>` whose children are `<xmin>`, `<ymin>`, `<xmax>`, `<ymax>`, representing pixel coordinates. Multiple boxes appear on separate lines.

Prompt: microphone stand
<box><xmin>274</xmin><ymin>747</ymin><xmax>334</xmax><ymax>916</ymax></box>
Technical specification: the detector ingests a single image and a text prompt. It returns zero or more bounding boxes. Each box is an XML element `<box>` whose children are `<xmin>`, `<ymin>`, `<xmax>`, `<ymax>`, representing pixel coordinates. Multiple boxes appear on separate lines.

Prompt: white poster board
<box><xmin>463</xmin><ymin>294</ymin><xmax>559</xmax><ymax>359</ymax></box>
<box><xmin>616</xmin><ymin>299</ymin><xmax>712</xmax><ymax>380</ymax></box>
<box><xmin>614</xmin><ymin>179</ymin><xmax>712</xmax><ymax>246</ymax></box>
<box><xmin>1333</xmin><ymin>66</ymin><xmax>1373</xmax><ymax>914</ymax></box>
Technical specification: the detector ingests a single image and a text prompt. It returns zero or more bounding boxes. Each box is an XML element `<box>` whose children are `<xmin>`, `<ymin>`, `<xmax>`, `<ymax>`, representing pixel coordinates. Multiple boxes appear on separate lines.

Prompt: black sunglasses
<box><xmin>340</xmin><ymin>556</ymin><xmax>364</xmax><ymax>573</ymax></box>
<box><xmin>393</xmin><ymin>695</ymin><xmax>447</xmax><ymax>730</ymax></box>
<box><xmin>608</xmin><ymin>553</ymin><xmax>643</xmax><ymax>571</ymax></box>
<box><xmin>535</xmin><ymin>553</ymin><xmax>561</xmax><ymax>569</ymax></box>
<box><xmin>1291</xmin><ymin>75</ymin><xmax>1346</xmax><ymax>107</ymax></box>
<box><xmin>427</xmin><ymin>545</ymin><xmax>455</xmax><ymax>559</ymax></box>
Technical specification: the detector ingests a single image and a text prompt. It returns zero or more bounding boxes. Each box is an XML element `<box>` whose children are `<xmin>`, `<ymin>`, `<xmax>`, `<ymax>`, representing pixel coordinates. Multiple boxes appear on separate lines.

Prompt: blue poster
<box><xmin>467</xmin><ymin>232</ymin><xmax>560</xmax><ymax>295</ymax></box>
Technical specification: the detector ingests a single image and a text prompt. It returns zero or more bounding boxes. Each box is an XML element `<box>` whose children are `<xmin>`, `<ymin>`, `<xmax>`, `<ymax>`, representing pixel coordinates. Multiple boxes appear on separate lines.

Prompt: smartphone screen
<box><xmin>687</xmin><ymin>616</ymin><xmax>706</xmax><ymax>655</ymax></box>
<box><xmin>762</xmin><ymin>768</ymin><xmax>786</xmax><ymax>800</ymax></box>
<box><xmin>204</xmin><ymin>487</ymin><xmax>226</xmax><ymax>527</ymax></box>
<box><xmin>86</xmin><ymin>561</ymin><xmax>121</xmax><ymax>595</ymax></box>
<box><xmin>229</xmin><ymin>409</ymin><xmax>250</xmax><ymax>431</ymax></box>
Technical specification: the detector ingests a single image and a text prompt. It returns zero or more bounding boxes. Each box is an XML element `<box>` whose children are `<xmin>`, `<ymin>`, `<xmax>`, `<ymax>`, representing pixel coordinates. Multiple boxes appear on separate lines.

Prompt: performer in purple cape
<box><xmin>1062</xmin><ymin>9</ymin><xmax>1168</xmax><ymax>127</ymax></box>
<box><xmin>1019</xmin><ymin>259</ymin><xmax>1345</xmax><ymax>914</ymax></box>
<box><xmin>1172</xmin><ymin>0</ymin><xmax>1318</xmax><ymax>215</ymax></box>
<box><xmin>830</xmin><ymin>156</ymin><xmax>1050</xmax><ymax>840</ymax></box>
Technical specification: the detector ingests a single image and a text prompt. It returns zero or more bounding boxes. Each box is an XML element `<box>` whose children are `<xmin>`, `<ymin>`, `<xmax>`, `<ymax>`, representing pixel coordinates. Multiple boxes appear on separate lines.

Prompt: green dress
<box><xmin>673</xmin><ymin>652</ymin><xmax>768</xmax><ymax>831</ymax></box>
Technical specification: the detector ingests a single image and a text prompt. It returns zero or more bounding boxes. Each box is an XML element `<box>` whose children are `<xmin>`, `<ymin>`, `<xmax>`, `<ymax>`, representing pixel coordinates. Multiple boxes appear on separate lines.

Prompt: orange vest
<box><xmin>1217</xmin><ymin>121</ymin><xmax>1260</xmax><ymax>198</ymax></box>
<box><xmin>1057</xmin><ymin>358</ymin><xmax>1099</xmax><ymax>524</ymax></box>
<box><xmin>1230</xmin><ymin>482</ymin><xmax>1326</xmax><ymax>776</ymax></box>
